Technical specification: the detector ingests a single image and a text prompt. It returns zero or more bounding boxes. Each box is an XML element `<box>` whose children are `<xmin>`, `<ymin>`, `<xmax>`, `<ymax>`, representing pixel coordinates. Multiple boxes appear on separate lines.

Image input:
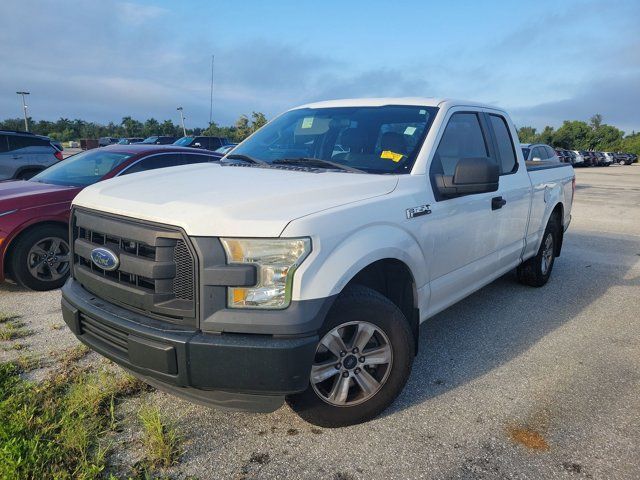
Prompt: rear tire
<box><xmin>517</xmin><ymin>217</ymin><xmax>559</xmax><ymax>287</ymax></box>
<box><xmin>287</xmin><ymin>285</ymin><xmax>415</xmax><ymax>427</ymax></box>
<box><xmin>9</xmin><ymin>224</ymin><xmax>70</xmax><ymax>291</ymax></box>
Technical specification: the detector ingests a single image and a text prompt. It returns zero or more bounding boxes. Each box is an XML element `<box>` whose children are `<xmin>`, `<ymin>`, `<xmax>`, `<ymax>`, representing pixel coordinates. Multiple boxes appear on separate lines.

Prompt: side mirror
<box><xmin>433</xmin><ymin>157</ymin><xmax>499</xmax><ymax>198</ymax></box>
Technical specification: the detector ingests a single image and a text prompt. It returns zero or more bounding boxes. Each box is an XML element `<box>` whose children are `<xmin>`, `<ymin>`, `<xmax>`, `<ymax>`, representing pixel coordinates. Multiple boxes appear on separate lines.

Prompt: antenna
<box><xmin>209</xmin><ymin>54</ymin><xmax>214</xmax><ymax>126</ymax></box>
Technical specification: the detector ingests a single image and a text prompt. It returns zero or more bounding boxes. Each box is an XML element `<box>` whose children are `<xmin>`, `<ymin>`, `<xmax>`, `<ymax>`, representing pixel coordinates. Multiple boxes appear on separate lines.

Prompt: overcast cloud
<box><xmin>0</xmin><ymin>0</ymin><xmax>638</xmax><ymax>132</ymax></box>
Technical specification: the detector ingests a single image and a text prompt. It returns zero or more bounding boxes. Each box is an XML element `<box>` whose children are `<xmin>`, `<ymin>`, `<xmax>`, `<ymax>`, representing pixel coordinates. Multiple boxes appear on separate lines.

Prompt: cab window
<box><xmin>489</xmin><ymin>115</ymin><xmax>517</xmax><ymax>174</ymax></box>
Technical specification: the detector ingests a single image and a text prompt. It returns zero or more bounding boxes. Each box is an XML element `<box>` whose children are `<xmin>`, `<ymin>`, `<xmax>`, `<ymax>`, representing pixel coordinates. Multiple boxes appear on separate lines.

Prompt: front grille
<box><xmin>173</xmin><ymin>240</ymin><xmax>194</xmax><ymax>300</ymax></box>
<box><xmin>71</xmin><ymin>209</ymin><xmax>197</xmax><ymax>325</ymax></box>
<box><xmin>79</xmin><ymin>314</ymin><xmax>129</xmax><ymax>357</ymax></box>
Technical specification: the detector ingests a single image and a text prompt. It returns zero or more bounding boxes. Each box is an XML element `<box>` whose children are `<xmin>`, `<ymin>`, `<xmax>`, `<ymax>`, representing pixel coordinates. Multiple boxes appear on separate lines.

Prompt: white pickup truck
<box><xmin>61</xmin><ymin>98</ymin><xmax>574</xmax><ymax>427</ymax></box>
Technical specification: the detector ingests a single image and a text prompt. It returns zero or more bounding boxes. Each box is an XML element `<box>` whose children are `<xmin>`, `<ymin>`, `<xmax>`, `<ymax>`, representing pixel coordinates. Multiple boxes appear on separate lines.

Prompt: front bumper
<box><xmin>61</xmin><ymin>278</ymin><xmax>319</xmax><ymax>412</ymax></box>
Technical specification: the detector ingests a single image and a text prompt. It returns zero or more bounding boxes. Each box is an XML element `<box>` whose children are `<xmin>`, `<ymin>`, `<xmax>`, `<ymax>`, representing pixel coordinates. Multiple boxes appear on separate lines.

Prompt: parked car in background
<box><xmin>1</xmin><ymin>130</ymin><xmax>63</xmax><ymax>180</ymax></box>
<box><xmin>630</xmin><ymin>153</ymin><xmax>638</xmax><ymax>164</ymax></box>
<box><xmin>214</xmin><ymin>144</ymin><xmax>238</xmax><ymax>155</ymax></box>
<box><xmin>117</xmin><ymin>137</ymin><xmax>144</xmax><ymax>145</ymax></box>
<box><xmin>0</xmin><ymin>145</ymin><xmax>222</xmax><ymax>290</ymax></box>
<box><xmin>135</xmin><ymin>135</ymin><xmax>177</xmax><ymax>145</ymax></box>
<box><xmin>98</xmin><ymin>137</ymin><xmax>120</xmax><ymax>147</ymax></box>
<box><xmin>521</xmin><ymin>143</ymin><xmax>560</xmax><ymax>163</ymax></box>
<box><xmin>594</xmin><ymin>151</ymin><xmax>611</xmax><ymax>167</ymax></box>
<box><xmin>602</xmin><ymin>152</ymin><xmax>616</xmax><ymax>164</ymax></box>
<box><xmin>570</xmin><ymin>150</ymin><xmax>585</xmax><ymax>167</ymax></box>
<box><xmin>173</xmin><ymin>136</ymin><xmax>230</xmax><ymax>151</ymax></box>
<box><xmin>581</xmin><ymin>151</ymin><xmax>597</xmax><ymax>167</ymax></box>
<box><xmin>613</xmin><ymin>152</ymin><xmax>633</xmax><ymax>165</ymax></box>
<box><xmin>62</xmin><ymin>98</ymin><xmax>575</xmax><ymax>426</ymax></box>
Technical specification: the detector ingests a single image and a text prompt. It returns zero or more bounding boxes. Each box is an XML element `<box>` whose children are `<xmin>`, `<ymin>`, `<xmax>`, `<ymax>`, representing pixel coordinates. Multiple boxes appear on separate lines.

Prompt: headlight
<box><xmin>220</xmin><ymin>238</ymin><xmax>311</xmax><ymax>309</ymax></box>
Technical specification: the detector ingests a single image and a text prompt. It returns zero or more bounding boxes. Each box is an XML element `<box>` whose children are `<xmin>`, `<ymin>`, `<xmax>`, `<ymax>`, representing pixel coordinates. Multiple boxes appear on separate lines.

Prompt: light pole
<box><xmin>16</xmin><ymin>91</ymin><xmax>30</xmax><ymax>132</ymax></box>
<box><xmin>177</xmin><ymin>107</ymin><xmax>186</xmax><ymax>136</ymax></box>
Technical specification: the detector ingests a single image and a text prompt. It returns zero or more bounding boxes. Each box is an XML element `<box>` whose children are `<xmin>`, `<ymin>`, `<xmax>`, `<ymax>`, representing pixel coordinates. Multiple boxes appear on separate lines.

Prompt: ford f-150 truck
<box><xmin>61</xmin><ymin>98</ymin><xmax>574</xmax><ymax>427</ymax></box>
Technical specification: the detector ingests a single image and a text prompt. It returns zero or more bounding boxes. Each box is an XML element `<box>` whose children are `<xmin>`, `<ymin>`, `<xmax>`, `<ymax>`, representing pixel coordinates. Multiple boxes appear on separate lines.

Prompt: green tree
<box><xmin>251</xmin><ymin>112</ymin><xmax>267</xmax><ymax>131</ymax></box>
<box><xmin>517</xmin><ymin>126</ymin><xmax>537</xmax><ymax>143</ymax></box>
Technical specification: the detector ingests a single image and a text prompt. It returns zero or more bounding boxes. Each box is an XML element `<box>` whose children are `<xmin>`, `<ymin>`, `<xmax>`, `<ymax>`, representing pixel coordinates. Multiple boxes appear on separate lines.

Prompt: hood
<box><xmin>0</xmin><ymin>180</ymin><xmax>79</xmax><ymax>213</ymax></box>
<box><xmin>73</xmin><ymin>163</ymin><xmax>399</xmax><ymax>237</ymax></box>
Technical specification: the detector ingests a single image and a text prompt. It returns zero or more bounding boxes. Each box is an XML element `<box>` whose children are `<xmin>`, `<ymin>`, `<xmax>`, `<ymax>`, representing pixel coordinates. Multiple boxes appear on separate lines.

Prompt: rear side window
<box><xmin>531</xmin><ymin>146</ymin><xmax>545</xmax><ymax>160</ymax></box>
<box><xmin>489</xmin><ymin>115</ymin><xmax>517</xmax><ymax>174</ymax></box>
<box><xmin>121</xmin><ymin>153</ymin><xmax>186</xmax><ymax>175</ymax></box>
<box><xmin>545</xmin><ymin>146</ymin><xmax>557</xmax><ymax>159</ymax></box>
<box><xmin>183</xmin><ymin>153</ymin><xmax>216</xmax><ymax>164</ymax></box>
<box><xmin>0</xmin><ymin>135</ymin><xmax>8</xmax><ymax>153</ymax></box>
<box><xmin>8</xmin><ymin>135</ymin><xmax>51</xmax><ymax>151</ymax></box>
<box><xmin>430</xmin><ymin>113</ymin><xmax>489</xmax><ymax>176</ymax></box>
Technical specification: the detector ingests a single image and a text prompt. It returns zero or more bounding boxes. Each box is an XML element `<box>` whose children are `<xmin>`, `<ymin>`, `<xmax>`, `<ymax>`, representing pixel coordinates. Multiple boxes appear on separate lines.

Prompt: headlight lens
<box><xmin>220</xmin><ymin>238</ymin><xmax>311</xmax><ymax>309</ymax></box>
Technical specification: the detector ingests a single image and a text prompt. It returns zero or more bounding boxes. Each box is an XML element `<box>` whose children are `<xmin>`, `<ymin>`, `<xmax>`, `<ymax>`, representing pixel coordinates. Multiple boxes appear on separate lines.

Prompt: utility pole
<box><xmin>209</xmin><ymin>54</ymin><xmax>214</xmax><ymax>126</ymax></box>
<box><xmin>177</xmin><ymin>107</ymin><xmax>186</xmax><ymax>136</ymax></box>
<box><xmin>16</xmin><ymin>91</ymin><xmax>30</xmax><ymax>131</ymax></box>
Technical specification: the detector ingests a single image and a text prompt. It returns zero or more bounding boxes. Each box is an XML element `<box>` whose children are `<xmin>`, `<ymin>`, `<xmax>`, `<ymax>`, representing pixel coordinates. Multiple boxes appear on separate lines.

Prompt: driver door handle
<box><xmin>491</xmin><ymin>196</ymin><xmax>507</xmax><ymax>210</ymax></box>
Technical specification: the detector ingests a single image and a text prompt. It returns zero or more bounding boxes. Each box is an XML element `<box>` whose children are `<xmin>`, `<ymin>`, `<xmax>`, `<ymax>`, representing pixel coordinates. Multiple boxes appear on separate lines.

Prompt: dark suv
<box><xmin>0</xmin><ymin>130</ymin><xmax>63</xmax><ymax>180</ymax></box>
<box><xmin>173</xmin><ymin>136</ymin><xmax>230</xmax><ymax>151</ymax></box>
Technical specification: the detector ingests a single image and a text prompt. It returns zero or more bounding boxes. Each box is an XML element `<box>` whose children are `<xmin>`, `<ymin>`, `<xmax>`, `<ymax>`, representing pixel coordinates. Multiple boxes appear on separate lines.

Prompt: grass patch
<box><xmin>0</xmin><ymin>319</ymin><xmax>32</xmax><ymax>341</ymax></box>
<box><xmin>138</xmin><ymin>405</ymin><xmax>181</xmax><ymax>469</ymax></box>
<box><xmin>0</xmin><ymin>313</ymin><xmax>19</xmax><ymax>323</ymax></box>
<box><xmin>0</xmin><ymin>358</ymin><xmax>147</xmax><ymax>479</ymax></box>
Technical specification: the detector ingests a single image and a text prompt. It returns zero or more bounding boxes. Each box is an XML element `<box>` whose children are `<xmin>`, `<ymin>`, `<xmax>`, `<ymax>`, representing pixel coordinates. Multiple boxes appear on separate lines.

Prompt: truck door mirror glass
<box><xmin>433</xmin><ymin>157</ymin><xmax>499</xmax><ymax>198</ymax></box>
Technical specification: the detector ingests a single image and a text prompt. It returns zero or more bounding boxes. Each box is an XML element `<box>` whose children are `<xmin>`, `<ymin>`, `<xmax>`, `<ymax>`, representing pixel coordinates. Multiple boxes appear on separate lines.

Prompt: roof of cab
<box><xmin>293</xmin><ymin>97</ymin><xmax>499</xmax><ymax>111</ymax></box>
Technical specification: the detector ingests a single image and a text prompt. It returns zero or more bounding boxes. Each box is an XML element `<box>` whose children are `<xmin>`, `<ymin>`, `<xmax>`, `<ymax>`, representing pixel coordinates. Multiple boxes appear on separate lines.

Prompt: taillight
<box><xmin>54</xmin><ymin>151</ymin><xmax>63</xmax><ymax>161</ymax></box>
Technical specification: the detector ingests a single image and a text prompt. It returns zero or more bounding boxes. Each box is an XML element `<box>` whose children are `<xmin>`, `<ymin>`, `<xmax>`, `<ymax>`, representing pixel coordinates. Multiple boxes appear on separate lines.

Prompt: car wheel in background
<box><xmin>287</xmin><ymin>285</ymin><xmax>415</xmax><ymax>427</ymax></box>
<box><xmin>9</xmin><ymin>224</ymin><xmax>71</xmax><ymax>290</ymax></box>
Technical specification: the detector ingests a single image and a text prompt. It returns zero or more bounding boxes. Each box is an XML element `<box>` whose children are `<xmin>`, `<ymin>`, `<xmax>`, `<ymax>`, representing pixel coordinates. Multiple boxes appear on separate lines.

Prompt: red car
<box><xmin>0</xmin><ymin>145</ymin><xmax>222</xmax><ymax>290</ymax></box>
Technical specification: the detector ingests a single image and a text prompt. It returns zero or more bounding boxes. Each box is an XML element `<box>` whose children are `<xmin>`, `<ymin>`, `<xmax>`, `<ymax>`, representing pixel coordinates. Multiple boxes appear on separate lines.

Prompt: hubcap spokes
<box><xmin>541</xmin><ymin>233</ymin><xmax>554</xmax><ymax>275</ymax></box>
<box><xmin>311</xmin><ymin>321</ymin><xmax>392</xmax><ymax>407</ymax></box>
<box><xmin>27</xmin><ymin>237</ymin><xmax>70</xmax><ymax>282</ymax></box>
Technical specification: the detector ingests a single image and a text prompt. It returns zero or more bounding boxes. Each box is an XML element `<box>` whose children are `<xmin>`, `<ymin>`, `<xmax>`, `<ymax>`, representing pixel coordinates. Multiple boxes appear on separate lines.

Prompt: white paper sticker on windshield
<box><xmin>404</xmin><ymin>126</ymin><xmax>417</xmax><ymax>135</ymax></box>
<box><xmin>301</xmin><ymin>117</ymin><xmax>314</xmax><ymax>129</ymax></box>
<box><xmin>419</xmin><ymin>109</ymin><xmax>426</xmax><ymax>115</ymax></box>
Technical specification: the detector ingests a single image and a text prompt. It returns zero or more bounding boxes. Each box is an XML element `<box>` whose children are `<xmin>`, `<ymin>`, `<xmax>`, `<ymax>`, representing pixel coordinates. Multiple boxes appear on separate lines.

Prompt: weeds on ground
<box><xmin>138</xmin><ymin>405</ymin><xmax>182</xmax><ymax>469</ymax></box>
<box><xmin>0</xmin><ymin>318</ymin><xmax>32</xmax><ymax>341</ymax></box>
<box><xmin>0</xmin><ymin>355</ymin><xmax>147</xmax><ymax>479</ymax></box>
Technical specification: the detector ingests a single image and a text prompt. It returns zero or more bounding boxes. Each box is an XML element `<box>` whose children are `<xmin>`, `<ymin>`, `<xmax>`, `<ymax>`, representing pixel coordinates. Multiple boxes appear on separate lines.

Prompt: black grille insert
<box><xmin>72</xmin><ymin>210</ymin><xmax>197</xmax><ymax>325</ymax></box>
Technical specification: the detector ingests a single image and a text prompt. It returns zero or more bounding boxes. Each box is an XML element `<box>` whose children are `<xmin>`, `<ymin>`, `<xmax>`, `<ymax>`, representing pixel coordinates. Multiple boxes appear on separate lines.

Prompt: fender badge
<box><xmin>406</xmin><ymin>204</ymin><xmax>431</xmax><ymax>219</ymax></box>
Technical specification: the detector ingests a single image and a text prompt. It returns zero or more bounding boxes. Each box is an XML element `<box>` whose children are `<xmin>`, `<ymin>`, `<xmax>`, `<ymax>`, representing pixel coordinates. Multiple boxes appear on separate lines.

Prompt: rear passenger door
<box><xmin>485</xmin><ymin>113</ymin><xmax>532</xmax><ymax>271</ymax></box>
<box><xmin>7</xmin><ymin>135</ymin><xmax>57</xmax><ymax>173</ymax></box>
<box><xmin>0</xmin><ymin>134</ymin><xmax>11</xmax><ymax>180</ymax></box>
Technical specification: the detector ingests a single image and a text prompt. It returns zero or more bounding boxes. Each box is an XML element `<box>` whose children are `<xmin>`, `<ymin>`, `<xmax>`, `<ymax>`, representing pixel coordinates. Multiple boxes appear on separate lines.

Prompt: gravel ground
<box><xmin>1</xmin><ymin>165</ymin><xmax>639</xmax><ymax>479</ymax></box>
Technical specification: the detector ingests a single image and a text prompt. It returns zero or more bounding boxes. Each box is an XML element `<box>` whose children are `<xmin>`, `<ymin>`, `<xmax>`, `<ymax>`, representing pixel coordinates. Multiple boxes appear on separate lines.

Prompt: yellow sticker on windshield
<box><xmin>301</xmin><ymin>117</ymin><xmax>314</xmax><ymax>129</ymax></box>
<box><xmin>381</xmin><ymin>150</ymin><xmax>404</xmax><ymax>162</ymax></box>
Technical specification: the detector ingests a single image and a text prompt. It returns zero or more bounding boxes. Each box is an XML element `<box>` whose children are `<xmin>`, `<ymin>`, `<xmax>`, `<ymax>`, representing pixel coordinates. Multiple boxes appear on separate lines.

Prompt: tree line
<box><xmin>1</xmin><ymin>111</ymin><xmax>638</xmax><ymax>154</ymax></box>
<box><xmin>0</xmin><ymin>111</ymin><xmax>268</xmax><ymax>144</ymax></box>
<box><xmin>517</xmin><ymin>114</ymin><xmax>639</xmax><ymax>154</ymax></box>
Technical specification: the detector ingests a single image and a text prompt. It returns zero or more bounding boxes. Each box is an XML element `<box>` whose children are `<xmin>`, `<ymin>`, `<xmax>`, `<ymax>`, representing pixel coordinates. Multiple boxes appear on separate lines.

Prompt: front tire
<box><xmin>9</xmin><ymin>225</ymin><xmax>71</xmax><ymax>291</ymax></box>
<box><xmin>516</xmin><ymin>217</ymin><xmax>559</xmax><ymax>287</ymax></box>
<box><xmin>287</xmin><ymin>285</ymin><xmax>415</xmax><ymax>427</ymax></box>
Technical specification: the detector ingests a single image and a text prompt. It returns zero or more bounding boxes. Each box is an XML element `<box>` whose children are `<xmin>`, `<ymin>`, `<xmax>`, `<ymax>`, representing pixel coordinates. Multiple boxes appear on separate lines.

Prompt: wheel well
<box><xmin>345</xmin><ymin>259</ymin><xmax>419</xmax><ymax>352</ymax></box>
<box><xmin>13</xmin><ymin>167</ymin><xmax>45</xmax><ymax>180</ymax></box>
<box><xmin>3</xmin><ymin>221</ymin><xmax>69</xmax><ymax>278</ymax></box>
<box><xmin>551</xmin><ymin>203</ymin><xmax>564</xmax><ymax>256</ymax></box>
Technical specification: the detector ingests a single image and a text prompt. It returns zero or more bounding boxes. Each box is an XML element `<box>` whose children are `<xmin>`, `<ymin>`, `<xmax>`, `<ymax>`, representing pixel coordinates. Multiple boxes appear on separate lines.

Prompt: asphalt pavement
<box><xmin>1</xmin><ymin>165</ymin><xmax>639</xmax><ymax>479</ymax></box>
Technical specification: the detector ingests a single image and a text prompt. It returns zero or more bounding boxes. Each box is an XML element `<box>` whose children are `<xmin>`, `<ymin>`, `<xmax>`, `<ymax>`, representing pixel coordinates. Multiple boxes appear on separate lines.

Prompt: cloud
<box><xmin>510</xmin><ymin>73</ymin><xmax>640</xmax><ymax>133</ymax></box>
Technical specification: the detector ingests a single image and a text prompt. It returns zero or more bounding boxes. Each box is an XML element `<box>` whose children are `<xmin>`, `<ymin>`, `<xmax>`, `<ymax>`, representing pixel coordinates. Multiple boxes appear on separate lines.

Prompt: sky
<box><xmin>1</xmin><ymin>0</ymin><xmax>639</xmax><ymax>133</ymax></box>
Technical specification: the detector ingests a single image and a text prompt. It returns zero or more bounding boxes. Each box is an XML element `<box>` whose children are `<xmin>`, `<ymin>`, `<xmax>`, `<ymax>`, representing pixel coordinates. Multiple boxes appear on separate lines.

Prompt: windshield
<box><xmin>141</xmin><ymin>136</ymin><xmax>159</xmax><ymax>144</ymax></box>
<box><xmin>30</xmin><ymin>150</ymin><xmax>133</xmax><ymax>187</ymax></box>
<box><xmin>230</xmin><ymin>105</ymin><xmax>438</xmax><ymax>174</ymax></box>
<box><xmin>173</xmin><ymin>136</ymin><xmax>194</xmax><ymax>146</ymax></box>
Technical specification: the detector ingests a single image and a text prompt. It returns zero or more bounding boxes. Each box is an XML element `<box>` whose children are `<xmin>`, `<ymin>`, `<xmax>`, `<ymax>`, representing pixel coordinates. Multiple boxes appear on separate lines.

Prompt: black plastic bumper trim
<box><xmin>61</xmin><ymin>278</ymin><xmax>318</xmax><ymax>399</ymax></box>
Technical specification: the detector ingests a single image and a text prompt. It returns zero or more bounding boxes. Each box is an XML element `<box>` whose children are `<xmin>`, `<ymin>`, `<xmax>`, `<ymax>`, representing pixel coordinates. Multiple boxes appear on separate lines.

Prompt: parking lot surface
<box><xmin>1</xmin><ymin>165</ymin><xmax>639</xmax><ymax>479</ymax></box>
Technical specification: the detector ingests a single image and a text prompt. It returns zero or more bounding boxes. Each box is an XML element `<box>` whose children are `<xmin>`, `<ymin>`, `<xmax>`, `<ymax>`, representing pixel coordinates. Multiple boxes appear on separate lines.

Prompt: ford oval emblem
<box><xmin>90</xmin><ymin>247</ymin><xmax>120</xmax><ymax>271</ymax></box>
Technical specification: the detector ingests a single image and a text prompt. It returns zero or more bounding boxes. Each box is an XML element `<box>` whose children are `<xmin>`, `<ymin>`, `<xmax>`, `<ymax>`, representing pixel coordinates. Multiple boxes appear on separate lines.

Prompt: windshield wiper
<box><xmin>223</xmin><ymin>154</ymin><xmax>269</xmax><ymax>166</ymax></box>
<box><xmin>272</xmin><ymin>157</ymin><xmax>365</xmax><ymax>173</ymax></box>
